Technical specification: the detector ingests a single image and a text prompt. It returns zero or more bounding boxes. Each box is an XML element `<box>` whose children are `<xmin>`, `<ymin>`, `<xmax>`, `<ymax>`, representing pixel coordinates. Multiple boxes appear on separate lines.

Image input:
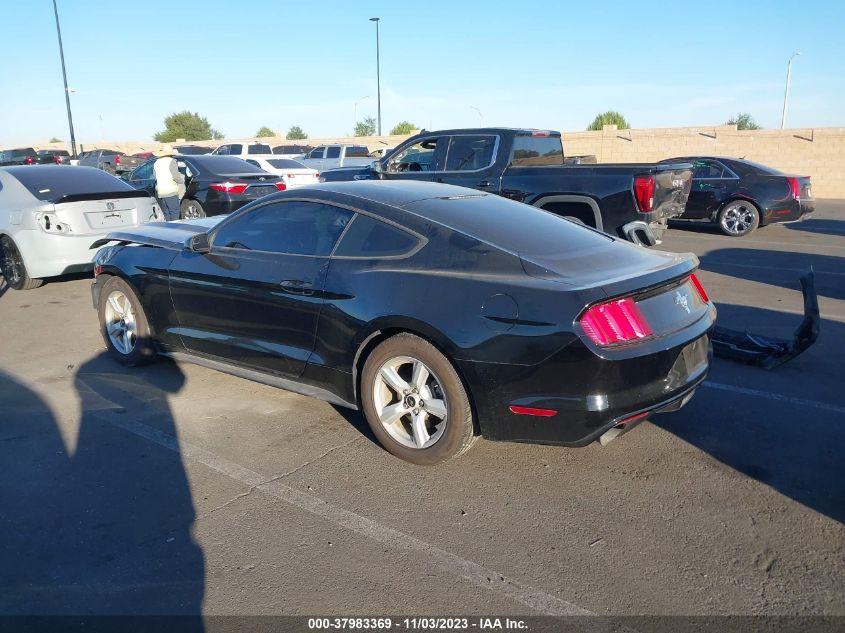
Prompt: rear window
<box><xmin>7</xmin><ymin>166</ymin><xmax>137</xmax><ymax>202</ymax></box>
<box><xmin>248</xmin><ymin>143</ymin><xmax>272</xmax><ymax>155</ymax></box>
<box><xmin>267</xmin><ymin>159</ymin><xmax>306</xmax><ymax>169</ymax></box>
<box><xmin>189</xmin><ymin>156</ymin><xmax>266</xmax><ymax>174</ymax></box>
<box><xmin>510</xmin><ymin>135</ymin><xmax>564</xmax><ymax>166</ymax></box>
<box><xmin>345</xmin><ymin>146</ymin><xmax>370</xmax><ymax>158</ymax></box>
<box><xmin>11</xmin><ymin>149</ymin><xmax>36</xmax><ymax>158</ymax></box>
<box><xmin>274</xmin><ymin>145</ymin><xmax>309</xmax><ymax>154</ymax></box>
<box><xmin>334</xmin><ymin>214</ymin><xmax>419</xmax><ymax>258</ymax></box>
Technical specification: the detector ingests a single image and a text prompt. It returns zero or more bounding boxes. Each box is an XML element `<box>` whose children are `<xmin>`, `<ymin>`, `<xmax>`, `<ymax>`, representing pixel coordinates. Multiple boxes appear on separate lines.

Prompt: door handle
<box><xmin>279</xmin><ymin>279</ymin><xmax>314</xmax><ymax>295</ymax></box>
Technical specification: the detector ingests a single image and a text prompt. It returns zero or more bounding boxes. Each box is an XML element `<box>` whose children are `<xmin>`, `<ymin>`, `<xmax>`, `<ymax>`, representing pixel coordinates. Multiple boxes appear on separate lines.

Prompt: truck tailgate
<box><xmin>650</xmin><ymin>163</ymin><xmax>692</xmax><ymax>220</ymax></box>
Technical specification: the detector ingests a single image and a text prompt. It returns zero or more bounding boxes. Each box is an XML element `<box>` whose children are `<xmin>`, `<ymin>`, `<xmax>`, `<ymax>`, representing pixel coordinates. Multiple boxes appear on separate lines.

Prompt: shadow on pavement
<box><xmin>786</xmin><ymin>218</ymin><xmax>845</xmax><ymax>236</ymax></box>
<box><xmin>655</xmin><ymin>303</ymin><xmax>845</xmax><ymax>524</ymax></box>
<box><xmin>0</xmin><ymin>355</ymin><xmax>205</xmax><ymax>624</ymax></box>
<box><xmin>698</xmin><ymin>248</ymin><xmax>845</xmax><ymax>301</ymax></box>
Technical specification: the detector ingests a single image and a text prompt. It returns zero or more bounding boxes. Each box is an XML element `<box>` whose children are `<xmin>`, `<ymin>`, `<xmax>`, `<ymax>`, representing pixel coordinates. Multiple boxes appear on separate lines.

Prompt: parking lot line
<box><xmin>665</xmin><ymin>232</ymin><xmax>845</xmax><ymax>250</ymax></box>
<box><xmin>703</xmin><ymin>381</ymin><xmax>845</xmax><ymax>414</ymax></box>
<box><xmin>102</xmin><ymin>412</ymin><xmax>593</xmax><ymax>617</ymax></box>
<box><xmin>701</xmin><ymin>261</ymin><xmax>845</xmax><ymax>276</ymax></box>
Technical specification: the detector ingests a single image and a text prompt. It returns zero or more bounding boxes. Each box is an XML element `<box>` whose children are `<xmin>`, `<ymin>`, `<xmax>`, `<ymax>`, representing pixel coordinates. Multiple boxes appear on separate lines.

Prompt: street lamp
<box><xmin>354</xmin><ymin>95</ymin><xmax>370</xmax><ymax>128</ymax></box>
<box><xmin>369</xmin><ymin>17</ymin><xmax>381</xmax><ymax>136</ymax></box>
<box><xmin>780</xmin><ymin>51</ymin><xmax>801</xmax><ymax>129</ymax></box>
<box><xmin>52</xmin><ymin>0</ymin><xmax>78</xmax><ymax>158</ymax></box>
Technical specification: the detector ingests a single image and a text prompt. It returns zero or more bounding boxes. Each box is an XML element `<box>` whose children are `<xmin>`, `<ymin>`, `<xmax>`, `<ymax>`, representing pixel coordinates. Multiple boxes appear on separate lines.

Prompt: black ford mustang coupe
<box><xmin>91</xmin><ymin>181</ymin><xmax>715</xmax><ymax>464</ymax></box>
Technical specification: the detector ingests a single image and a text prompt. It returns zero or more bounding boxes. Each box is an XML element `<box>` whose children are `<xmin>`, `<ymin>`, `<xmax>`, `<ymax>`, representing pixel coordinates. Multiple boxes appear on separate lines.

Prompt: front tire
<box><xmin>97</xmin><ymin>276</ymin><xmax>156</xmax><ymax>366</ymax></box>
<box><xmin>361</xmin><ymin>333</ymin><xmax>477</xmax><ymax>465</ymax></box>
<box><xmin>0</xmin><ymin>235</ymin><xmax>43</xmax><ymax>290</ymax></box>
<box><xmin>717</xmin><ymin>200</ymin><xmax>759</xmax><ymax>236</ymax></box>
<box><xmin>180</xmin><ymin>198</ymin><xmax>206</xmax><ymax>220</ymax></box>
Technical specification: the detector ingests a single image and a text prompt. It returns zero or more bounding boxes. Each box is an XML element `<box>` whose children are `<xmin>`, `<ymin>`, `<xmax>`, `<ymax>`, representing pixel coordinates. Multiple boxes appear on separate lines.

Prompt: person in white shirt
<box><xmin>152</xmin><ymin>145</ymin><xmax>185</xmax><ymax>221</ymax></box>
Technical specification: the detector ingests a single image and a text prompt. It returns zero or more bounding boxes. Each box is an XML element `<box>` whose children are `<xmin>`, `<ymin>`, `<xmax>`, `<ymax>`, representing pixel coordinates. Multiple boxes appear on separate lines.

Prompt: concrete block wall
<box><xmin>10</xmin><ymin>125</ymin><xmax>844</xmax><ymax>197</ymax></box>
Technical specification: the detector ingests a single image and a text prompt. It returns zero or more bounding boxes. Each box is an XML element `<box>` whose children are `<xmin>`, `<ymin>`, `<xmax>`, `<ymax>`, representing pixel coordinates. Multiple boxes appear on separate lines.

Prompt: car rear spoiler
<box><xmin>712</xmin><ymin>268</ymin><xmax>819</xmax><ymax>369</ymax></box>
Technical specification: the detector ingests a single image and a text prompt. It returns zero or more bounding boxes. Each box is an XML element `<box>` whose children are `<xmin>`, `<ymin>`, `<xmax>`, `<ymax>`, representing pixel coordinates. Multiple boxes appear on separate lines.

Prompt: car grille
<box><xmin>244</xmin><ymin>185</ymin><xmax>276</xmax><ymax>199</ymax></box>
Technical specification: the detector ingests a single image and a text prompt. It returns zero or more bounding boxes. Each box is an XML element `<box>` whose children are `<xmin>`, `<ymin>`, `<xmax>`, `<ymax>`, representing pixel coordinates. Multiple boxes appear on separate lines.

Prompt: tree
<box><xmin>390</xmin><ymin>121</ymin><xmax>416</xmax><ymax>135</ymax></box>
<box><xmin>354</xmin><ymin>117</ymin><xmax>376</xmax><ymax>137</ymax></box>
<box><xmin>287</xmin><ymin>125</ymin><xmax>308</xmax><ymax>140</ymax></box>
<box><xmin>154</xmin><ymin>111</ymin><xmax>223</xmax><ymax>142</ymax></box>
<box><xmin>726</xmin><ymin>113</ymin><xmax>762</xmax><ymax>130</ymax></box>
<box><xmin>49</xmin><ymin>137</ymin><xmax>62</xmax><ymax>143</ymax></box>
<box><xmin>256</xmin><ymin>126</ymin><xmax>275</xmax><ymax>137</ymax></box>
<box><xmin>587</xmin><ymin>111</ymin><xmax>630</xmax><ymax>131</ymax></box>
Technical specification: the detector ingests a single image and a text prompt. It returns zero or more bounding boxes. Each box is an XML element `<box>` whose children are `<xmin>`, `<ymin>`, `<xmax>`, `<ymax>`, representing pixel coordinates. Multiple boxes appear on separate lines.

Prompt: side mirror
<box><xmin>188</xmin><ymin>232</ymin><xmax>210</xmax><ymax>253</ymax></box>
<box><xmin>370</xmin><ymin>160</ymin><xmax>383</xmax><ymax>174</ymax></box>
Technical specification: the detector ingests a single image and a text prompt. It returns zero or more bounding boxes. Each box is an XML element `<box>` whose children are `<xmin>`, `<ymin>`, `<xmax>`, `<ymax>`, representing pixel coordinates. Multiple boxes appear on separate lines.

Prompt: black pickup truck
<box><xmin>321</xmin><ymin>128</ymin><xmax>692</xmax><ymax>245</ymax></box>
<box><xmin>0</xmin><ymin>147</ymin><xmax>58</xmax><ymax>166</ymax></box>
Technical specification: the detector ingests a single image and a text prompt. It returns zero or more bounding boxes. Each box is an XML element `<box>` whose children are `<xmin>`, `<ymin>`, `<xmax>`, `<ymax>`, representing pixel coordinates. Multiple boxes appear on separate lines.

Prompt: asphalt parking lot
<box><xmin>1</xmin><ymin>201</ymin><xmax>842</xmax><ymax>619</ymax></box>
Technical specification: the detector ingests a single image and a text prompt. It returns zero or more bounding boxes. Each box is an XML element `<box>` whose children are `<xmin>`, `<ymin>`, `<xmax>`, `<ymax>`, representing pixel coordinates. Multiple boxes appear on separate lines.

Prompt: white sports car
<box><xmin>0</xmin><ymin>165</ymin><xmax>161</xmax><ymax>290</ymax></box>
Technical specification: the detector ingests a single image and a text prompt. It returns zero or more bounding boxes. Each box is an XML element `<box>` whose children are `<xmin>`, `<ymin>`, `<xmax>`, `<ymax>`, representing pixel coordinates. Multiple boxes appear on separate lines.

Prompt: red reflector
<box><xmin>509</xmin><ymin>405</ymin><xmax>558</xmax><ymax>417</ymax></box>
<box><xmin>689</xmin><ymin>273</ymin><xmax>709</xmax><ymax>303</ymax></box>
<box><xmin>618</xmin><ymin>411</ymin><xmax>650</xmax><ymax>426</ymax></box>
<box><xmin>634</xmin><ymin>175</ymin><xmax>654</xmax><ymax>212</ymax></box>
<box><xmin>314</xmin><ymin>172</ymin><xmax>320</xmax><ymax>178</ymax></box>
<box><xmin>210</xmin><ymin>182</ymin><xmax>249</xmax><ymax>194</ymax></box>
<box><xmin>115</xmin><ymin>154</ymin><xmax>121</xmax><ymax>165</ymax></box>
<box><xmin>274</xmin><ymin>182</ymin><xmax>287</xmax><ymax>191</ymax></box>
<box><xmin>580</xmin><ymin>297</ymin><xmax>653</xmax><ymax>346</ymax></box>
<box><xmin>786</xmin><ymin>177</ymin><xmax>800</xmax><ymax>200</ymax></box>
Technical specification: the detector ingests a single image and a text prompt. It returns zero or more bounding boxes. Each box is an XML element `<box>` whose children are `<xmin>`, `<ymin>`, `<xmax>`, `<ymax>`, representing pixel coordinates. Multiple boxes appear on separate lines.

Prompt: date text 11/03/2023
<box><xmin>307</xmin><ymin>617</ymin><xmax>528</xmax><ymax>630</ymax></box>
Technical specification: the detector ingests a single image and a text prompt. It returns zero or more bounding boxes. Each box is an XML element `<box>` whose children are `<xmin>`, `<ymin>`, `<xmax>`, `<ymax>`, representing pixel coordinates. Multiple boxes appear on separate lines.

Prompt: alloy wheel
<box><xmin>372</xmin><ymin>355</ymin><xmax>449</xmax><ymax>449</ymax></box>
<box><xmin>720</xmin><ymin>201</ymin><xmax>756</xmax><ymax>235</ymax></box>
<box><xmin>1</xmin><ymin>239</ymin><xmax>22</xmax><ymax>286</ymax></box>
<box><xmin>104</xmin><ymin>290</ymin><xmax>138</xmax><ymax>355</ymax></box>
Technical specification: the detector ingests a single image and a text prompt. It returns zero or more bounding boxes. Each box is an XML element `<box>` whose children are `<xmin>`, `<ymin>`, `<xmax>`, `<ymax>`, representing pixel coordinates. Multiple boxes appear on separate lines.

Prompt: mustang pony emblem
<box><xmin>674</xmin><ymin>290</ymin><xmax>691</xmax><ymax>314</ymax></box>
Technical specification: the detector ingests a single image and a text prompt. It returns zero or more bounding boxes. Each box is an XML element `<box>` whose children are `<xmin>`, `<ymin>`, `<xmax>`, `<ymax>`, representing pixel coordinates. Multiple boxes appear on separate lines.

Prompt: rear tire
<box><xmin>180</xmin><ymin>198</ymin><xmax>206</xmax><ymax>220</ymax></box>
<box><xmin>0</xmin><ymin>235</ymin><xmax>43</xmax><ymax>290</ymax></box>
<box><xmin>361</xmin><ymin>333</ymin><xmax>477</xmax><ymax>465</ymax></box>
<box><xmin>97</xmin><ymin>276</ymin><xmax>157</xmax><ymax>366</ymax></box>
<box><xmin>717</xmin><ymin>200</ymin><xmax>759</xmax><ymax>236</ymax></box>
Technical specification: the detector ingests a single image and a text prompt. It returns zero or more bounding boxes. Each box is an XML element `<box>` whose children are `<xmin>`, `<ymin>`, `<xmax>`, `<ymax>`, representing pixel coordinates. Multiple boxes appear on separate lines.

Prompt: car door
<box><xmin>686</xmin><ymin>160</ymin><xmax>735</xmax><ymax>219</ymax></box>
<box><xmin>301</xmin><ymin>146</ymin><xmax>325</xmax><ymax>171</ymax></box>
<box><xmin>434</xmin><ymin>134</ymin><xmax>499</xmax><ymax>192</ymax></box>
<box><xmin>167</xmin><ymin>199</ymin><xmax>353</xmax><ymax>377</ymax></box>
<box><xmin>381</xmin><ymin>136</ymin><xmax>447</xmax><ymax>183</ymax></box>
<box><xmin>126</xmin><ymin>160</ymin><xmax>156</xmax><ymax>196</ymax></box>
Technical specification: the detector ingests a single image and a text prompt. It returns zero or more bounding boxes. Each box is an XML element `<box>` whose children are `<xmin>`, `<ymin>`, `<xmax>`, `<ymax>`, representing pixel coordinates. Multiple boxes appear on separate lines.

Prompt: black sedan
<box><xmin>124</xmin><ymin>155</ymin><xmax>285</xmax><ymax>219</ymax></box>
<box><xmin>90</xmin><ymin>181</ymin><xmax>716</xmax><ymax>465</ymax></box>
<box><xmin>658</xmin><ymin>156</ymin><xmax>814</xmax><ymax>236</ymax></box>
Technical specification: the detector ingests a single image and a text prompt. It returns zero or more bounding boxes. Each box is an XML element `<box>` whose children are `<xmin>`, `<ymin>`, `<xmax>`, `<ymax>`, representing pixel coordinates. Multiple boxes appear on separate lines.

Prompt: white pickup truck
<box><xmin>299</xmin><ymin>144</ymin><xmax>372</xmax><ymax>172</ymax></box>
<box><xmin>210</xmin><ymin>142</ymin><xmax>277</xmax><ymax>161</ymax></box>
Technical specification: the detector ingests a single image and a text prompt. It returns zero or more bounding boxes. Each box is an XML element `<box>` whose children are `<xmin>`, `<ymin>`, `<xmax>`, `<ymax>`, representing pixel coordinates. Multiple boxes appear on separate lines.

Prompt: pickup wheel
<box><xmin>180</xmin><ymin>199</ymin><xmax>206</xmax><ymax>219</ymax></box>
<box><xmin>718</xmin><ymin>200</ymin><xmax>759</xmax><ymax>236</ymax></box>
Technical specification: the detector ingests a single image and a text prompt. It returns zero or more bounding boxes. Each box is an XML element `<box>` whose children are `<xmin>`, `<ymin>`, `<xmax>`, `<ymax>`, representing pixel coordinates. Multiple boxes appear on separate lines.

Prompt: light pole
<box><xmin>52</xmin><ymin>0</ymin><xmax>77</xmax><ymax>158</ymax></box>
<box><xmin>469</xmin><ymin>106</ymin><xmax>483</xmax><ymax>126</ymax></box>
<box><xmin>369</xmin><ymin>17</ymin><xmax>381</xmax><ymax>136</ymax></box>
<box><xmin>354</xmin><ymin>95</ymin><xmax>370</xmax><ymax>128</ymax></box>
<box><xmin>780</xmin><ymin>51</ymin><xmax>801</xmax><ymax>129</ymax></box>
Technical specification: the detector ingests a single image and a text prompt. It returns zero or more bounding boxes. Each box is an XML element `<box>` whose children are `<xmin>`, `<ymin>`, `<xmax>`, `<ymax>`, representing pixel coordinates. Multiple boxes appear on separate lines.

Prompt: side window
<box><xmin>386</xmin><ymin>137</ymin><xmax>444</xmax><ymax>173</ymax></box>
<box><xmin>444</xmin><ymin>135</ymin><xmax>495</xmax><ymax>171</ymax></box>
<box><xmin>133</xmin><ymin>161</ymin><xmax>154</xmax><ymax>180</ymax></box>
<box><xmin>215</xmin><ymin>145</ymin><xmax>229</xmax><ymax>155</ymax></box>
<box><xmin>229</xmin><ymin>144</ymin><xmax>243</xmax><ymax>155</ymax></box>
<box><xmin>213</xmin><ymin>201</ymin><xmax>353</xmax><ymax>256</ymax></box>
<box><xmin>308</xmin><ymin>147</ymin><xmax>325</xmax><ymax>159</ymax></box>
<box><xmin>326</xmin><ymin>146</ymin><xmax>341</xmax><ymax>159</ymax></box>
<box><xmin>345</xmin><ymin>146</ymin><xmax>370</xmax><ymax>158</ymax></box>
<box><xmin>245</xmin><ymin>159</ymin><xmax>260</xmax><ymax>168</ymax></box>
<box><xmin>692</xmin><ymin>160</ymin><xmax>725</xmax><ymax>179</ymax></box>
<box><xmin>334</xmin><ymin>214</ymin><xmax>419</xmax><ymax>258</ymax></box>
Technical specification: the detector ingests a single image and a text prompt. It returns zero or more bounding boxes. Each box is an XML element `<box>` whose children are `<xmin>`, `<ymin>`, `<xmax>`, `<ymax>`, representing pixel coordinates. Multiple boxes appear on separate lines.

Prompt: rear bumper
<box><xmin>460</xmin><ymin>331</ymin><xmax>713</xmax><ymax>447</ymax></box>
<box><xmin>9</xmin><ymin>229</ymin><xmax>99</xmax><ymax>279</ymax></box>
<box><xmin>762</xmin><ymin>199</ymin><xmax>815</xmax><ymax>224</ymax></box>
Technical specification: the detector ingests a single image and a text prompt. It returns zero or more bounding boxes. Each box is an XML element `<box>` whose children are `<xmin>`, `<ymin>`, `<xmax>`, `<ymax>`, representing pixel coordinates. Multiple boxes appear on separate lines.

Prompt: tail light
<box><xmin>689</xmin><ymin>273</ymin><xmax>710</xmax><ymax>303</ymax></box>
<box><xmin>53</xmin><ymin>155</ymin><xmax>62</xmax><ymax>164</ymax></box>
<box><xmin>786</xmin><ymin>176</ymin><xmax>802</xmax><ymax>200</ymax></box>
<box><xmin>314</xmin><ymin>172</ymin><xmax>320</xmax><ymax>179</ymax></box>
<box><xmin>274</xmin><ymin>182</ymin><xmax>287</xmax><ymax>191</ymax></box>
<box><xmin>580</xmin><ymin>297</ymin><xmax>653</xmax><ymax>346</ymax></box>
<box><xmin>210</xmin><ymin>182</ymin><xmax>249</xmax><ymax>194</ymax></box>
<box><xmin>634</xmin><ymin>175</ymin><xmax>654</xmax><ymax>212</ymax></box>
<box><xmin>115</xmin><ymin>155</ymin><xmax>121</xmax><ymax>165</ymax></box>
<box><xmin>25</xmin><ymin>156</ymin><xmax>33</xmax><ymax>165</ymax></box>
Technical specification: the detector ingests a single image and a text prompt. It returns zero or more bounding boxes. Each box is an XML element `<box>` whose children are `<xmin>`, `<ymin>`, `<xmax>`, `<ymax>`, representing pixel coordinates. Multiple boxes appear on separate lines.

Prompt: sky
<box><xmin>1</xmin><ymin>0</ymin><xmax>844</xmax><ymax>146</ymax></box>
